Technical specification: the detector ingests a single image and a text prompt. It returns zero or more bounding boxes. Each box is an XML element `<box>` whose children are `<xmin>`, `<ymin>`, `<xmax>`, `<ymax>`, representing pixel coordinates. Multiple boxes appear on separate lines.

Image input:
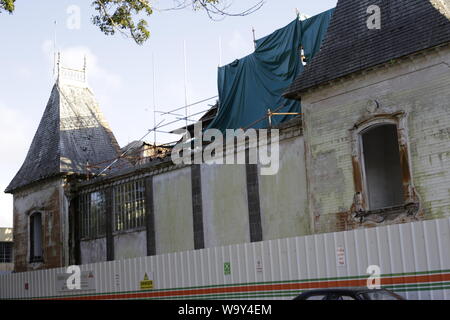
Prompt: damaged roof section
<box><xmin>120</xmin><ymin>141</ymin><xmax>171</xmax><ymax>166</ymax></box>
<box><xmin>5</xmin><ymin>73</ymin><xmax>128</xmax><ymax>193</ymax></box>
<box><xmin>284</xmin><ymin>0</ymin><xmax>450</xmax><ymax>98</ymax></box>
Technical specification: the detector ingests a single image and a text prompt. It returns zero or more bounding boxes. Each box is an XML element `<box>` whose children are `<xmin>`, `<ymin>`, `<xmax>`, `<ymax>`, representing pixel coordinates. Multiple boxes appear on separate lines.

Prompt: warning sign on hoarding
<box><xmin>256</xmin><ymin>260</ymin><xmax>263</xmax><ymax>273</ymax></box>
<box><xmin>336</xmin><ymin>246</ymin><xmax>346</xmax><ymax>266</ymax></box>
<box><xmin>140</xmin><ymin>273</ymin><xmax>153</xmax><ymax>290</ymax></box>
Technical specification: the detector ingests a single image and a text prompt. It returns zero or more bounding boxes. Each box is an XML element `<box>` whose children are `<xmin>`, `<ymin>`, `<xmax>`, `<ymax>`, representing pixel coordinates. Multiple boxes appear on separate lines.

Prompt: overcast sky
<box><xmin>0</xmin><ymin>0</ymin><xmax>337</xmax><ymax>227</ymax></box>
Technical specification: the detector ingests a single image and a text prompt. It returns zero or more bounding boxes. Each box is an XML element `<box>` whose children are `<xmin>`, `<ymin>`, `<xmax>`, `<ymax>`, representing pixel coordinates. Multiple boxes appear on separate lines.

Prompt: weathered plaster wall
<box><xmin>80</xmin><ymin>237</ymin><xmax>106</xmax><ymax>264</ymax></box>
<box><xmin>12</xmin><ymin>178</ymin><xmax>66</xmax><ymax>272</ymax></box>
<box><xmin>201</xmin><ymin>164</ymin><xmax>250</xmax><ymax>247</ymax></box>
<box><xmin>114</xmin><ymin>231</ymin><xmax>146</xmax><ymax>260</ymax></box>
<box><xmin>259</xmin><ymin>136</ymin><xmax>310</xmax><ymax>239</ymax></box>
<box><xmin>0</xmin><ymin>263</ymin><xmax>13</xmax><ymax>272</ymax></box>
<box><xmin>301</xmin><ymin>46</ymin><xmax>450</xmax><ymax>233</ymax></box>
<box><xmin>73</xmin><ymin>122</ymin><xmax>311</xmax><ymax>259</ymax></box>
<box><xmin>153</xmin><ymin>167</ymin><xmax>194</xmax><ymax>254</ymax></box>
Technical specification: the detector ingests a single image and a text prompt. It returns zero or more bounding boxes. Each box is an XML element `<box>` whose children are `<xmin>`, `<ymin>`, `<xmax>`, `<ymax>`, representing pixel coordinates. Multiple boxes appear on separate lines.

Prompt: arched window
<box><xmin>349</xmin><ymin>104</ymin><xmax>420</xmax><ymax>221</ymax></box>
<box><xmin>360</xmin><ymin>124</ymin><xmax>404</xmax><ymax>210</ymax></box>
<box><xmin>30</xmin><ymin>212</ymin><xmax>43</xmax><ymax>262</ymax></box>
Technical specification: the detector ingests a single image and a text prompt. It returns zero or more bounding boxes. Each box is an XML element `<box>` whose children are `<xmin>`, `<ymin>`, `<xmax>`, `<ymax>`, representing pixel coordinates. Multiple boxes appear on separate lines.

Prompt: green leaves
<box><xmin>91</xmin><ymin>0</ymin><xmax>153</xmax><ymax>45</ymax></box>
<box><xmin>90</xmin><ymin>0</ymin><xmax>225</xmax><ymax>45</ymax></box>
<box><xmin>193</xmin><ymin>0</ymin><xmax>220</xmax><ymax>11</ymax></box>
<box><xmin>0</xmin><ymin>0</ymin><xmax>15</xmax><ymax>13</ymax></box>
<box><xmin>0</xmin><ymin>0</ymin><xmax>264</xmax><ymax>45</ymax></box>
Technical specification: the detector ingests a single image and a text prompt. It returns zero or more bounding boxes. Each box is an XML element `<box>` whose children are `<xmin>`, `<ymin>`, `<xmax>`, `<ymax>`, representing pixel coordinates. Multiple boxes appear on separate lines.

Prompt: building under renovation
<box><xmin>2</xmin><ymin>0</ymin><xmax>450</xmax><ymax>300</ymax></box>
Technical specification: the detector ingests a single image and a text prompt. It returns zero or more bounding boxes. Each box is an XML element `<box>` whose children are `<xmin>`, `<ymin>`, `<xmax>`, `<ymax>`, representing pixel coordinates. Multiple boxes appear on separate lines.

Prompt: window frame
<box><xmin>78</xmin><ymin>190</ymin><xmax>107</xmax><ymax>240</ymax></box>
<box><xmin>113</xmin><ymin>179</ymin><xmax>146</xmax><ymax>233</ymax></box>
<box><xmin>29</xmin><ymin>212</ymin><xmax>43</xmax><ymax>263</ymax></box>
<box><xmin>0</xmin><ymin>241</ymin><xmax>13</xmax><ymax>263</ymax></box>
<box><xmin>350</xmin><ymin>107</ymin><xmax>417</xmax><ymax>216</ymax></box>
<box><xmin>358</xmin><ymin>120</ymin><xmax>402</xmax><ymax>210</ymax></box>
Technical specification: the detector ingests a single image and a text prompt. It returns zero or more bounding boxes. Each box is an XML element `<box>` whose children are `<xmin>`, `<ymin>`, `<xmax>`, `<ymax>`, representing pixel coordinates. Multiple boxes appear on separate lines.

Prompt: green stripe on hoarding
<box><xmin>9</xmin><ymin>284</ymin><xmax>450</xmax><ymax>301</ymax></box>
<box><xmin>385</xmin><ymin>281</ymin><xmax>450</xmax><ymax>289</ymax></box>
<box><xmin>7</xmin><ymin>269</ymin><xmax>450</xmax><ymax>300</ymax></box>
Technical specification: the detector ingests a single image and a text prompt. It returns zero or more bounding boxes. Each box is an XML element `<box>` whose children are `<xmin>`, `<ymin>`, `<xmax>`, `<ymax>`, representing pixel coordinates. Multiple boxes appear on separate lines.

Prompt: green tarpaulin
<box><xmin>208</xmin><ymin>9</ymin><xmax>334</xmax><ymax>131</ymax></box>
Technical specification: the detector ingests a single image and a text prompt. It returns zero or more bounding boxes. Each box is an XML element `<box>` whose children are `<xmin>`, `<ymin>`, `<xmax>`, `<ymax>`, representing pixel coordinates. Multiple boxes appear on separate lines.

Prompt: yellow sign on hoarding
<box><xmin>140</xmin><ymin>273</ymin><xmax>153</xmax><ymax>290</ymax></box>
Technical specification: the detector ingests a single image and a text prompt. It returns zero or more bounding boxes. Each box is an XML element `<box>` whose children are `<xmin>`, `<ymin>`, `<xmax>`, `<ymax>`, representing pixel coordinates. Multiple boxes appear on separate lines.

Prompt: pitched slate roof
<box><xmin>284</xmin><ymin>0</ymin><xmax>450</xmax><ymax>99</ymax></box>
<box><xmin>5</xmin><ymin>76</ymin><xmax>126</xmax><ymax>193</ymax></box>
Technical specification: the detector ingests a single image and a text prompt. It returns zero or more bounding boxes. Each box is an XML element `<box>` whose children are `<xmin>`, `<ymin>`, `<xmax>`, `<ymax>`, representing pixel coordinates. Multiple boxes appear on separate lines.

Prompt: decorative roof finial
<box><xmin>57</xmin><ymin>53</ymin><xmax>88</xmax><ymax>87</ymax></box>
<box><xmin>57</xmin><ymin>51</ymin><xmax>61</xmax><ymax>81</ymax></box>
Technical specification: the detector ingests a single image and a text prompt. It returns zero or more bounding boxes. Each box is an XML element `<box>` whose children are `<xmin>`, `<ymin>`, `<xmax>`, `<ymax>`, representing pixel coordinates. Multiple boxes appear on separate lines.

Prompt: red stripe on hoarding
<box><xmin>47</xmin><ymin>272</ymin><xmax>450</xmax><ymax>300</ymax></box>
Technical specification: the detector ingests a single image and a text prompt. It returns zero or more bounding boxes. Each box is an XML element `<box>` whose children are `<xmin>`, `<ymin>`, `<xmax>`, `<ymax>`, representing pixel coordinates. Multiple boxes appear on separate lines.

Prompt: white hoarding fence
<box><xmin>1</xmin><ymin>217</ymin><xmax>450</xmax><ymax>300</ymax></box>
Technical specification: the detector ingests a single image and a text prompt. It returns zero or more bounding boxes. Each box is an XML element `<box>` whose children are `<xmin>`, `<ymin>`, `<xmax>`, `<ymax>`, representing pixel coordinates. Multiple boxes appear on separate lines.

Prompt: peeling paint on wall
<box><xmin>259</xmin><ymin>137</ymin><xmax>310</xmax><ymax>239</ymax></box>
<box><xmin>302</xmin><ymin>46</ymin><xmax>450</xmax><ymax>233</ymax></box>
<box><xmin>201</xmin><ymin>164</ymin><xmax>250</xmax><ymax>247</ymax></box>
<box><xmin>153</xmin><ymin>167</ymin><xmax>194</xmax><ymax>254</ymax></box>
<box><xmin>12</xmin><ymin>178</ymin><xmax>66</xmax><ymax>272</ymax></box>
<box><xmin>114</xmin><ymin>231</ymin><xmax>146</xmax><ymax>260</ymax></box>
<box><xmin>80</xmin><ymin>238</ymin><xmax>106</xmax><ymax>264</ymax></box>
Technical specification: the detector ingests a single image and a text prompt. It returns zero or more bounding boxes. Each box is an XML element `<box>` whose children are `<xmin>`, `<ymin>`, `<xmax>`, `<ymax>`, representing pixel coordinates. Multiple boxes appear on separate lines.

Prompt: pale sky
<box><xmin>0</xmin><ymin>0</ymin><xmax>337</xmax><ymax>227</ymax></box>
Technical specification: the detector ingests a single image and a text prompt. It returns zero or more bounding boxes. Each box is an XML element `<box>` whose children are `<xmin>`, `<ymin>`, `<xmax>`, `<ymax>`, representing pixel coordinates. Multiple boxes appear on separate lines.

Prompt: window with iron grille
<box><xmin>113</xmin><ymin>180</ymin><xmax>146</xmax><ymax>232</ymax></box>
<box><xmin>0</xmin><ymin>242</ymin><xmax>12</xmax><ymax>263</ymax></box>
<box><xmin>79</xmin><ymin>191</ymin><xmax>106</xmax><ymax>239</ymax></box>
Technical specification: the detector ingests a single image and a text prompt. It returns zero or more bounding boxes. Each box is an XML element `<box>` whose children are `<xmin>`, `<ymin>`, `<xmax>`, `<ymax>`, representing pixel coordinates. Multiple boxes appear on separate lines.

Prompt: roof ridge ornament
<box><xmin>56</xmin><ymin>52</ymin><xmax>88</xmax><ymax>87</ymax></box>
<box><xmin>365</xmin><ymin>99</ymin><xmax>380</xmax><ymax>114</ymax></box>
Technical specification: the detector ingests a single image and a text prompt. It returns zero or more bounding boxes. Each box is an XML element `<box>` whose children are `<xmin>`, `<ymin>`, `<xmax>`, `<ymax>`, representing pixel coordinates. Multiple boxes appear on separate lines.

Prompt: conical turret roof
<box><xmin>6</xmin><ymin>66</ymin><xmax>126</xmax><ymax>193</ymax></box>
